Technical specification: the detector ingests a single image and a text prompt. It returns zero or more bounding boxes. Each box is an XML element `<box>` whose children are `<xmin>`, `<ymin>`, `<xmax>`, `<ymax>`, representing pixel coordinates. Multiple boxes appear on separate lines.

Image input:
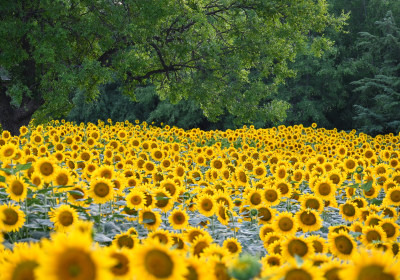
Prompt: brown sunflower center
<box><xmin>285</xmin><ymin>268</ymin><xmax>312</xmax><ymax>280</ymax></box>
<box><xmin>357</xmin><ymin>265</ymin><xmax>395</xmax><ymax>280</ymax></box>
<box><xmin>300</xmin><ymin>212</ymin><xmax>317</xmax><ymax>225</ymax></box>
<box><xmin>390</xmin><ymin>190</ymin><xmax>400</xmax><ymax>202</ymax></box>
<box><xmin>342</xmin><ymin>204</ymin><xmax>356</xmax><ymax>216</ymax></box>
<box><xmin>287</xmin><ymin>239</ymin><xmax>308</xmax><ymax>257</ymax></box>
<box><xmin>12</xmin><ymin>260</ymin><xmax>38</xmax><ymax>280</ymax></box>
<box><xmin>277</xmin><ymin>183</ymin><xmax>289</xmax><ymax>195</ymax></box>
<box><xmin>366</xmin><ymin>230</ymin><xmax>382</xmax><ymax>243</ymax></box>
<box><xmin>227</xmin><ymin>242</ymin><xmax>239</xmax><ymax>253</ymax></box>
<box><xmin>250</xmin><ymin>193</ymin><xmax>262</xmax><ymax>205</ymax></box>
<box><xmin>334</xmin><ymin>235</ymin><xmax>353</xmax><ymax>255</ymax></box>
<box><xmin>173</xmin><ymin>212</ymin><xmax>186</xmax><ymax>225</ymax></box>
<box><xmin>278</xmin><ymin>217</ymin><xmax>294</xmax><ymax>232</ymax></box>
<box><xmin>186</xmin><ymin>266</ymin><xmax>198</xmax><ymax>280</ymax></box>
<box><xmin>93</xmin><ymin>182</ymin><xmax>110</xmax><ymax>197</ymax></box>
<box><xmin>11</xmin><ymin>181</ymin><xmax>24</xmax><ymax>195</ymax></box>
<box><xmin>117</xmin><ymin>235</ymin><xmax>134</xmax><ymax>249</ymax></box>
<box><xmin>193</xmin><ymin>241</ymin><xmax>209</xmax><ymax>257</ymax></box>
<box><xmin>144</xmin><ymin>250</ymin><xmax>173</xmax><ymax>278</ymax></box>
<box><xmin>381</xmin><ymin>223</ymin><xmax>396</xmax><ymax>238</ymax></box>
<box><xmin>40</xmin><ymin>162</ymin><xmax>54</xmax><ymax>176</ymax></box>
<box><xmin>218</xmin><ymin>206</ymin><xmax>227</xmax><ymax>220</ymax></box>
<box><xmin>57</xmin><ymin>248</ymin><xmax>96</xmax><ymax>280</ymax></box>
<box><xmin>56</xmin><ymin>173</ymin><xmax>69</xmax><ymax>186</ymax></box>
<box><xmin>3</xmin><ymin>208</ymin><xmax>18</xmax><ymax>225</ymax></box>
<box><xmin>142</xmin><ymin>212</ymin><xmax>156</xmax><ymax>226</ymax></box>
<box><xmin>312</xmin><ymin>240</ymin><xmax>323</xmax><ymax>253</ymax></box>
<box><xmin>318</xmin><ymin>183</ymin><xmax>332</xmax><ymax>195</ymax></box>
<box><xmin>324</xmin><ymin>267</ymin><xmax>341</xmax><ymax>280</ymax></box>
<box><xmin>59</xmin><ymin>211</ymin><xmax>74</xmax><ymax>227</ymax></box>
<box><xmin>201</xmin><ymin>199</ymin><xmax>213</xmax><ymax>211</ymax></box>
<box><xmin>305</xmin><ymin>199</ymin><xmax>320</xmax><ymax>210</ymax></box>
<box><xmin>265</xmin><ymin>190</ymin><xmax>278</xmax><ymax>202</ymax></box>
<box><xmin>111</xmin><ymin>253</ymin><xmax>129</xmax><ymax>276</ymax></box>
<box><xmin>4</xmin><ymin>148</ymin><xmax>14</xmax><ymax>157</ymax></box>
<box><xmin>267</xmin><ymin>256</ymin><xmax>280</xmax><ymax>266</ymax></box>
<box><xmin>131</xmin><ymin>195</ymin><xmax>142</xmax><ymax>205</ymax></box>
<box><xmin>258</xmin><ymin>208</ymin><xmax>272</xmax><ymax>222</ymax></box>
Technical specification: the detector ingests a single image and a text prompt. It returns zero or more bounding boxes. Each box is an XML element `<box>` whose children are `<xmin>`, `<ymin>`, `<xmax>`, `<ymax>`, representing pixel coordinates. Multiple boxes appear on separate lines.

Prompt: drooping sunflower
<box><xmin>36</xmin><ymin>230</ymin><xmax>114</xmax><ymax>280</ymax></box>
<box><xmin>328</xmin><ymin>230</ymin><xmax>357</xmax><ymax>260</ymax></box>
<box><xmin>168</xmin><ymin>208</ymin><xmax>189</xmax><ymax>230</ymax></box>
<box><xmin>131</xmin><ymin>239</ymin><xmax>187</xmax><ymax>280</ymax></box>
<box><xmin>273</xmin><ymin>212</ymin><xmax>298</xmax><ymax>236</ymax></box>
<box><xmin>339</xmin><ymin>248</ymin><xmax>400</xmax><ymax>280</ymax></box>
<box><xmin>0</xmin><ymin>203</ymin><xmax>25</xmax><ymax>232</ymax></box>
<box><xmin>88</xmin><ymin>177</ymin><xmax>114</xmax><ymax>204</ymax></box>
<box><xmin>49</xmin><ymin>204</ymin><xmax>79</xmax><ymax>232</ymax></box>
<box><xmin>295</xmin><ymin>209</ymin><xmax>323</xmax><ymax>233</ymax></box>
<box><xmin>139</xmin><ymin>208</ymin><xmax>162</xmax><ymax>231</ymax></box>
<box><xmin>281</xmin><ymin>236</ymin><xmax>314</xmax><ymax>260</ymax></box>
<box><xmin>5</xmin><ymin>174</ymin><xmax>28</xmax><ymax>202</ymax></box>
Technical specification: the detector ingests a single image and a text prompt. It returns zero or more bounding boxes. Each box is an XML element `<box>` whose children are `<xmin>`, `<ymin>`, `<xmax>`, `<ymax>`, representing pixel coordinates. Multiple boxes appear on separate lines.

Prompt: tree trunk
<box><xmin>0</xmin><ymin>87</ymin><xmax>43</xmax><ymax>136</ymax></box>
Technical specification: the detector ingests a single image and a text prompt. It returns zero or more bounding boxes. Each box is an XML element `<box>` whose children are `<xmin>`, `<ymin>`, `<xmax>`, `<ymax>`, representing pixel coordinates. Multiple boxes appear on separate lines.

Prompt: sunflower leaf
<box><xmin>361</xmin><ymin>181</ymin><xmax>373</xmax><ymax>192</ymax></box>
<box><xmin>94</xmin><ymin>233</ymin><xmax>112</xmax><ymax>243</ymax></box>
<box><xmin>347</xmin><ymin>184</ymin><xmax>359</xmax><ymax>188</ymax></box>
<box><xmin>67</xmin><ymin>190</ymin><xmax>85</xmax><ymax>196</ymax></box>
<box><xmin>155</xmin><ymin>195</ymin><xmax>170</xmax><ymax>200</ymax></box>
<box><xmin>142</xmin><ymin>218</ymin><xmax>155</xmax><ymax>224</ymax></box>
<box><xmin>0</xmin><ymin>175</ymin><xmax>5</xmax><ymax>182</ymax></box>
<box><xmin>14</xmin><ymin>162</ymin><xmax>32</xmax><ymax>172</ymax></box>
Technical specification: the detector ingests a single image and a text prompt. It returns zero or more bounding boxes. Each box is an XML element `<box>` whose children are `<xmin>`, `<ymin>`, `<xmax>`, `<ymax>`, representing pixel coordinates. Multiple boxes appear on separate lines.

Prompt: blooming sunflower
<box><xmin>271</xmin><ymin>259</ymin><xmax>324</xmax><ymax>280</ymax></box>
<box><xmin>360</xmin><ymin>226</ymin><xmax>387</xmax><ymax>246</ymax></box>
<box><xmin>126</xmin><ymin>189</ymin><xmax>146</xmax><ymax>210</ymax></box>
<box><xmin>5</xmin><ymin>175</ymin><xmax>28</xmax><ymax>202</ymax></box>
<box><xmin>223</xmin><ymin>237</ymin><xmax>242</xmax><ymax>256</ymax></box>
<box><xmin>88</xmin><ymin>177</ymin><xmax>114</xmax><ymax>204</ymax></box>
<box><xmin>299</xmin><ymin>194</ymin><xmax>324</xmax><ymax>212</ymax></box>
<box><xmin>0</xmin><ymin>203</ymin><xmax>25</xmax><ymax>232</ymax></box>
<box><xmin>273</xmin><ymin>212</ymin><xmax>298</xmax><ymax>236</ymax></box>
<box><xmin>281</xmin><ymin>236</ymin><xmax>314</xmax><ymax>260</ymax></box>
<box><xmin>0</xmin><ymin>143</ymin><xmax>18</xmax><ymax>160</ymax></box>
<box><xmin>131</xmin><ymin>239</ymin><xmax>187</xmax><ymax>280</ymax></box>
<box><xmin>34</xmin><ymin>157</ymin><xmax>57</xmax><ymax>183</ymax></box>
<box><xmin>339</xmin><ymin>201</ymin><xmax>359</xmax><ymax>222</ymax></box>
<box><xmin>112</xmin><ymin>232</ymin><xmax>139</xmax><ymax>249</ymax></box>
<box><xmin>184</xmin><ymin>256</ymin><xmax>216</xmax><ymax>280</ymax></box>
<box><xmin>139</xmin><ymin>208</ymin><xmax>162</xmax><ymax>231</ymax></box>
<box><xmin>328</xmin><ymin>230</ymin><xmax>357</xmax><ymax>260</ymax></box>
<box><xmin>261</xmin><ymin>186</ymin><xmax>281</xmax><ymax>206</ymax></box>
<box><xmin>49</xmin><ymin>204</ymin><xmax>79</xmax><ymax>232</ymax></box>
<box><xmin>379</xmin><ymin>219</ymin><xmax>400</xmax><ymax>241</ymax></box>
<box><xmin>383</xmin><ymin>186</ymin><xmax>400</xmax><ymax>206</ymax></box>
<box><xmin>168</xmin><ymin>208</ymin><xmax>189</xmax><ymax>230</ymax></box>
<box><xmin>295</xmin><ymin>209</ymin><xmax>322</xmax><ymax>233</ymax></box>
<box><xmin>36</xmin><ymin>230</ymin><xmax>114</xmax><ymax>280</ymax></box>
<box><xmin>313</xmin><ymin>179</ymin><xmax>336</xmax><ymax>200</ymax></box>
<box><xmin>192</xmin><ymin>235</ymin><xmax>214</xmax><ymax>257</ymax></box>
<box><xmin>339</xmin><ymin>248</ymin><xmax>400</xmax><ymax>280</ymax></box>
<box><xmin>196</xmin><ymin>195</ymin><xmax>216</xmax><ymax>217</ymax></box>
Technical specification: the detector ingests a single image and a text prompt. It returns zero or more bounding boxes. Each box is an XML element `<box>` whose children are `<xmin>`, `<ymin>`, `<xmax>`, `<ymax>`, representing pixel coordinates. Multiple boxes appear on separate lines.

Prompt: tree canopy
<box><xmin>0</xmin><ymin>0</ymin><xmax>347</xmax><ymax>134</ymax></box>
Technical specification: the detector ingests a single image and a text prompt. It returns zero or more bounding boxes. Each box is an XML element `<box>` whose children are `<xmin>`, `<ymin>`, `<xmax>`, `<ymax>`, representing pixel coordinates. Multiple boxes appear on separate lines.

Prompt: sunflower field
<box><xmin>0</xmin><ymin>120</ymin><xmax>399</xmax><ymax>280</ymax></box>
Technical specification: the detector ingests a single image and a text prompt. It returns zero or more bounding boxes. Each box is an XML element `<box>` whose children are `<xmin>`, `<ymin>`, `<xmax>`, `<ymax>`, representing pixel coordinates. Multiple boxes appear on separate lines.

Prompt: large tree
<box><xmin>0</xmin><ymin>0</ymin><xmax>346</xmax><ymax>134</ymax></box>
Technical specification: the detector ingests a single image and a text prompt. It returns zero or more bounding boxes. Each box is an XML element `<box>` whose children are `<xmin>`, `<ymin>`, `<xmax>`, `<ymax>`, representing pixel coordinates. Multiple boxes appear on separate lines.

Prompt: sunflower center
<box><xmin>143</xmin><ymin>212</ymin><xmax>156</xmax><ymax>226</ymax></box>
<box><xmin>201</xmin><ymin>199</ymin><xmax>213</xmax><ymax>211</ymax></box>
<box><xmin>255</xmin><ymin>167</ymin><xmax>264</xmax><ymax>176</ymax></box>
<box><xmin>324</xmin><ymin>267</ymin><xmax>340</xmax><ymax>280</ymax></box>
<box><xmin>250</xmin><ymin>193</ymin><xmax>262</xmax><ymax>205</ymax></box>
<box><xmin>11</xmin><ymin>181</ymin><xmax>24</xmax><ymax>195</ymax></box>
<box><xmin>111</xmin><ymin>253</ymin><xmax>129</xmax><ymax>276</ymax></box>
<box><xmin>213</xmin><ymin>160</ymin><xmax>223</xmax><ymax>169</ymax></box>
<box><xmin>94</xmin><ymin>182</ymin><xmax>110</xmax><ymax>197</ymax></box>
<box><xmin>173</xmin><ymin>213</ymin><xmax>185</xmax><ymax>224</ymax></box>
<box><xmin>155</xmin><ymin>194</ymin><xmax>169</xmax><ymax>208</ymax></box>
<box><xmin>4</xmin><ymin>148</ymin><xmax>14</xmax><ymax>157</ymax></box>
<box><xmin>278</xmin><ymin>217</ymin><xmax>294</xmax><ymax>231</ymax></box>
<box><xmin>40</xmin><ymin>162</ymin><xmax>54</xmax><ymax>176</ymax></box>
<box><xmin>153</xmin><ymin>233</ymin><xmax>169</xmax><ymax>244</ymax></box>
<box><xmin>186</xmin><ymin>266</ymin><xmax>198</xmax><ymax>280</ymax></box>
<box><xmin>312</xmin><ymin>240</ymin><xmax>323</xmax><ymax>253</ymax></box>
<box><xmin>285</xmin><ymin>268</ymin><xmax>312</xmax><ymax>280</ymax></box>
<box><xmin>300</xmin><ymin>212</ymin><xmax>317</xmax><ymax>225</ymax></box>
<box><xmin>164</xmin><ymin>184</ymin><xmax>176</xmax><ymax>196</ymax></box>
<box><xmin>330</xmin><ymin>175</ymin><xmax>340</xmax><ymax>184</ymax></box>
<box><xmin>3</xmin><ymin>208</ymin><xmax>18</xmax><ymax>225</ymax></box>
<box><xmin>227</xmin><ymin>242</ymin><xmax>239</xmax><ymax>253</ymax></box>
<box><xmin>381</xmin><ymin>223</ymin><xmax>395</xmax><ymax>238</ymax></box>
<box><xmin>218</xmin><ymin>206</ymin><xmax>227</xmax><ymax>220</ymax></box>
<box><xmin>131</xmin><ymin>196</ymin><xmax>142</xmax><ymax>205</ymax></box>
<box><xmin>277</xmin><ymin>183</ymin><xmax>289</xmax><ymax>195</ymax></box>
<box><xmin>56</xmin><ymin>173</ymin><xmax>69</xmax><ymax>186</ymax></box>
<box><xmin>193</xmin><ymin>241</ymin><xmax>209</xmax><ymax>257</ymax></box>
<box><xmin>318</xmin><ymin>183</ymin><xmax>331</xmax><ymax>195</ymax></box>
<box><xmin>342</xmin><ymin>204</ymin><xmax>356</xmax><ymax>216</ymax></box>
<box><xmin>100</xmin><ymin>170</ymin><xmax>112</xmax><ymax>179</ymax></box>
<box><xmin>278</xmin><ymin>169</ymin><xmax>286</xmax><ymax>179</ymax></box>
<box><xmin>58</xmin><ymin>248</ymin><xmax>96</xmax><ymax>280</ymax></box>
<box><xmin>305</xmin><ymin>199</ymin><xmax>320</xmax><ymax>210</ymax></box>
<box><xmin>258</xmin><ymin>208</ymin><xmax>272</xmax><ymax>222</ymax></box>
<box><xmin>12</xmin><ymin>260</ymin><xmax>38</xmax><ymax>280</ymax></box>
<box><xmin>357</xmin><ymin>265</ymin><xmax>395</xmax><ymax>280</ymax></box>
<box><xmin>265</xmin><ymin>190</ymin><xmax>278</xmax><ymax>202</ymax></box>
<box><xmin>117</xmin><ymin>235</ymin><xmax>134</xmax><ymax>249</ymax></box>
<box><xmin>334</xmin><ymin>235</ymin><xmax>353</xmax><ymax>255</ymax></box>
<box><xmin>288</xmin><ymin>239</ymin><xmax>308</xmax><ymax>257</ymax></box>
<box><xmin>144</xmin><ymin>249</ymin><xmax>173</xmax><ymax>278</ymax></box>
<box><xmin>58</xmin><ymin>211</ymin><xmax>74</xmax><ymax>227</ymax></box>
<box><xmin>366</xmin><ymin>230</ymin><xmax>382</xmax><ymax>243</ymax></box>
<box><xmin>390</xmin><ymin>190</ymin><xmax>400</xmax><ymax>202</ymax></box>
<box><xmin>267</xmin><ymin>256</ymin><xmax>280</xmax><ymax>266</ymax></box>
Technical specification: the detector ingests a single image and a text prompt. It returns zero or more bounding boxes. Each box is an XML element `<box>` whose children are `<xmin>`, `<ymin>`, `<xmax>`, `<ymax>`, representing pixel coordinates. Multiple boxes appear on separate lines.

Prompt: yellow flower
<box><xmin>49</xmin><ymin>204</ymin><xmax>79</xmax><ymax>232</ymax></box>
<box><xmin>168</xmin><ymin>208</ymin><xmax>189</xmax><ymax>230</ymax></box>
<box><xmin>131</xmin><ymin>239</ymin><xmax>187</xmax><ymax>280</ymax></box>
<box><xmin>126</xmin><ymin>189</ymin><xmax>146</xmax><ymax>210</ymax></box>
<box><xmin>295</xmin><ymin>209</ymin><xmax>323</xmax><ymax>233</ymax></box>
<box><xmin>88</xmin><ymin>177</ymin><xmax>114</xmax><ymax>204</ymax></box>
<box><xmin>328</xmin><ymin>230</ymin><xmax>357</xmax><ymax>260</ymax></box>
<box><xmin>281</xmin><ymin>236</ymin><xmax>314</xmax><ymax>260</ymax></box>
<box><xmin>139</xmin><ymin>208</ymin><xmax>162</xmax><ymax>231</ymax></box>
<box><xmin>5</xmin><ymin>175</ymin><xmax>28</xmax><ymax>202</ymax></box>
<box><xmin>0</xmin><ymin>203</ymin><xmax>25</xmax><ymax>232</ymax></box>
<box><xmin>34</xmin><ymin>157</ymin><xmax>57</xmax><ymax>183</ymax></box>
<box><xmin>273</xmin><ymin>212</ymin><xmax>298</xmax><ymax>236</ymax></box>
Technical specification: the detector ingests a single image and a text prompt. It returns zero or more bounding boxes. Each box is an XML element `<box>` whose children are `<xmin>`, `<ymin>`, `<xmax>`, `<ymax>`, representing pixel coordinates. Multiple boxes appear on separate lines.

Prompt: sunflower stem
<box><xmin>99</xmin><ymin>203</ymin><xmax>102</xmax><ymax>224</ymax></box>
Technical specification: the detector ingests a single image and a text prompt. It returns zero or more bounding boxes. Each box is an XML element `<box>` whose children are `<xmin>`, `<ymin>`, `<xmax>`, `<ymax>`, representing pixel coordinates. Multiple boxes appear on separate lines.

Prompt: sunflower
<box><xmin>184</xmin><ymin>227</ymin><xmax>212</xmax><ymax>244</ymax></box>
<box><xmin>263</xmin><ymin>233</ymin><xmax>282</xmax><ymax>250</ymax></box>
<box><xmin>307</xmin><ymin>235</ymin><xmax>328</xmax><ymax>254</ymax></box>
<box><xmin>112</xmin><ymin>232</ymin><xmax>139</xmax><ymax>249</ymax></box>
<box><xmin>295</xmin><ymin>209</ymin><xmax>323</xmax><ymax>233</ymax></box>
<box><xmin>261</xmin><ymin>186</ymin><xmax>281</xmax><ymax>206</ymax></box>
<box><xmin>34</xmin><ymin>157</ymin><xmax>57</xmax><ymax>183</ymax></box>
<box><xmin>148</xmin><ymin>229</ymin><xmax>173</xmax><ymax>246</ymax></box>
<box><xmin>160</xmin><ymin>179</ymin><xmax>180</xmax><ymax>198</ymax></box>
<box><xmin>257</xmin><ymin>205</ymin><xmax>276</xmax><ymax>224</ymax></box>
<box><xmin>216</xmin><ymin>202</ymin><xmax>229</xmax><ymax>225</ymax></box>
<box><xmin>253</xmin><ymin>164</ymin><xmax>267</xmax><ymax>179</ymax></box>
<box><xmin>169</xmin><ymin>208</ymin><xmax>189</xmax><ymax>230</ymax></box>
<box><xmin>339</xmin><ymin>201</ymin><xmax>359</xmax><ymax>222</ymax></box>
<box><xmin>328</xmin><ymin>230</ymin><xmax>357</xmax><ymax>260</ymax></box>
<box><xmin>36</xmin><ymin>230</ymin><xmax>114</xmax><ymax>280</ymax></box>
<box><xmin>131</xmin><ymin>239</ymin><xmax>187</xmax><ymax>280</ymax></box>
<box><xmin>222</xmin><ymin>237</ymin><xmax>242</xmax><ymax>256</ymax></box>
<box><xmin>88</xmin><ymin>177</ymin><xmax>114</xmax><ymax>204</ymax></box>
<box><xmin>361</xmin><ymin>226</ymin><xmax>387</xmax><ymax>246</ymax></box>
<box><xmin>0</xmin><ymin>203</ymin><xmax>25</xmax><ymax>232</ymax></box>
<box><xmin>245</xmin><ymin>188</ymin><xmax>263</xmax><ymax>207</ymax></box>
<box><xmin>139</xmin><ymin>208</ymin><xmax>162</xmax><ymax>231</ymax></box>
<box><xmin>235</xmin><ymin>167</ymin><xmax>248</xmax><ymax>186</ymax></box>
<box><xmin>184</xmin><ymin>256</ymin><xmax>215</xmax><ymax>280</ymax></box>
<box><xmin>49</xmin><ymin>204</ymin><xmax>79</xmax><ymax>232</ymax></box>
<box><xmin>0</xmin><ymin>242</ymin><xmax>41</xmax><ymax>280</ymax></box>
<box><xmin>259</xmin><ymin>224</ymin><xmax>275</xmax><ymax>241</ymax></box>
<box><xmin>261</xmin><ymin>254</ymin><xmax>282</xmax><ymax>268</ymax></box>
<box><xmin>271</xmin><ymin>259</ymin><xmax>324</xmax><ymax>280</ymax></box>
<box><xmin>53</xmin><ymin>168</ymin><xmax>75</xmax><ymax>187</ymax></box>
<box><xmin>104</xmin><ymin>247</ymin><xmax>134</xmax><ymax>280</ymax></box>
<box><xmin>126</xmin><ymin>189</ymin><xmax>146</xmax><ymax>210</ymax></box>
<box><xmin>5</xmin><ymin>175</ymin><xmax>28</xmax><ymax>202</ymax></box>
<box><xmin>196</xmin><ymin>195</ymin><xmax>216</xmax><ymax>217</ymax></box>
<box><xmin>299</xmin><ymin>194</ymin><xmax>324</xmax><ymax>212</ymax></box>
<box><xmin>383</xmin><ymin>186</ymin><xmax>400</xmax><ymax>206</ymax></box>
<box><xmin>379</xmin><ymin>219</ymin><xmax>400</xmax><ymax>241</ymax></box>
<box><xmin>281</xmin><ymin>236</ymin><xmax>314</xmax><ymax>260</ymax></box>
<box><xmin>339</xmin><ymin>248</ymin><xmax>400</xmax><ymax>280</ymax></box>
<box><xmin>92</xmin><ymin>165</ymin><xmax>115</xmax><ymax>180</ymax></box>
<box><xmin>343</xmin><ymin>157</ymin><xmax>357</xmax><ymax>173</ymax></box>
<box><xmin>192</xmin><ymin>235</ymin><xmax>214</xmax><ymax>257</ymax></box>
<box><xmin>154</xmin><ymin>189</ymin><xmax>174</xmax><ymax>212</ymax></box>
<box><xmin>313</xmin><ymin>179</ymin><xmax>336</xmax><ymax>200</ymax></box>
<box><xmin>273</xmin><ymin>212</ymin><xmax>298</xmax><ymax>236</ymax></box>
<box><xmin>274</xmin><ymin>180</ymin><xmax>293</xmax><ymax>197</ymax></box>
<box><xmin>320</xmin><ymin>258</ymin><xmax>346</xmax><ymax>280</ymax></box>
<box><xmin>0</xmin><ymin>143</ymin><xmax>18</xmax><ymax>160</ymax></box>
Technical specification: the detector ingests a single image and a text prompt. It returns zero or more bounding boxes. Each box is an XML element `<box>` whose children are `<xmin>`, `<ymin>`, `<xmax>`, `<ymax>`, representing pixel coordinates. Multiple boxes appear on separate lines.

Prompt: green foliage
<box><xmin>352</xmin><ymin>11</ymin><xmax>400</xmax><ymax>135</ymax></box>
<box><xmin>0</xmin><ymin>0</ymin><xmax>346</xmax><ymax>133</ymax></box>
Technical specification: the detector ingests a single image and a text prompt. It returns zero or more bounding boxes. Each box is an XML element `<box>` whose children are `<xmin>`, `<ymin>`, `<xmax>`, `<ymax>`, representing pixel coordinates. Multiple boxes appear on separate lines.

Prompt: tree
<box><xmin>0</xmin><ymin>0</ymin><xmax>346</xmax><ymax>134</ymax></box>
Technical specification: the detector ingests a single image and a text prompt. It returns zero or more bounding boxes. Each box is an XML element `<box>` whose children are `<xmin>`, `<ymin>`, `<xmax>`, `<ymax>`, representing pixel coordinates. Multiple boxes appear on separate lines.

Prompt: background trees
<box><xmin>0</xmin><ymin>0</ymin><xmax>345</xmax><ymax>135</ymax></box>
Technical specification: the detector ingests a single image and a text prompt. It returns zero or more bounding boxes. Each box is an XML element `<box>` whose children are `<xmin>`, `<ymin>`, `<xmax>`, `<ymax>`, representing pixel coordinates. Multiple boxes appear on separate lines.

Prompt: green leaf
<box><xmin>14</xmin><ymin>162</ymin><xmax>32</xmax><ymax>173</ymax></box>
<box><xmin>0</xmin><ymin>175</ymin><xmax>5</xmax><ymax>183</ymax></box>
<box><xmin>142</xmin><ymin>219</ymin><xmax>155</xmax><ymax>224</ymax></box>
<box><xmin>155</xmin><ymin>195</ymin><xmax>170</xmax><ymax>200</ymax></box>
<box><xmin>347</xmin><ymin>184</ymin><xmax>359</xmax><ymax>189</ymax></box>
<box><xmin>361</xmin><ymin>181</ymin><xmax>373</xmax><ymax>192</ymax></box>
